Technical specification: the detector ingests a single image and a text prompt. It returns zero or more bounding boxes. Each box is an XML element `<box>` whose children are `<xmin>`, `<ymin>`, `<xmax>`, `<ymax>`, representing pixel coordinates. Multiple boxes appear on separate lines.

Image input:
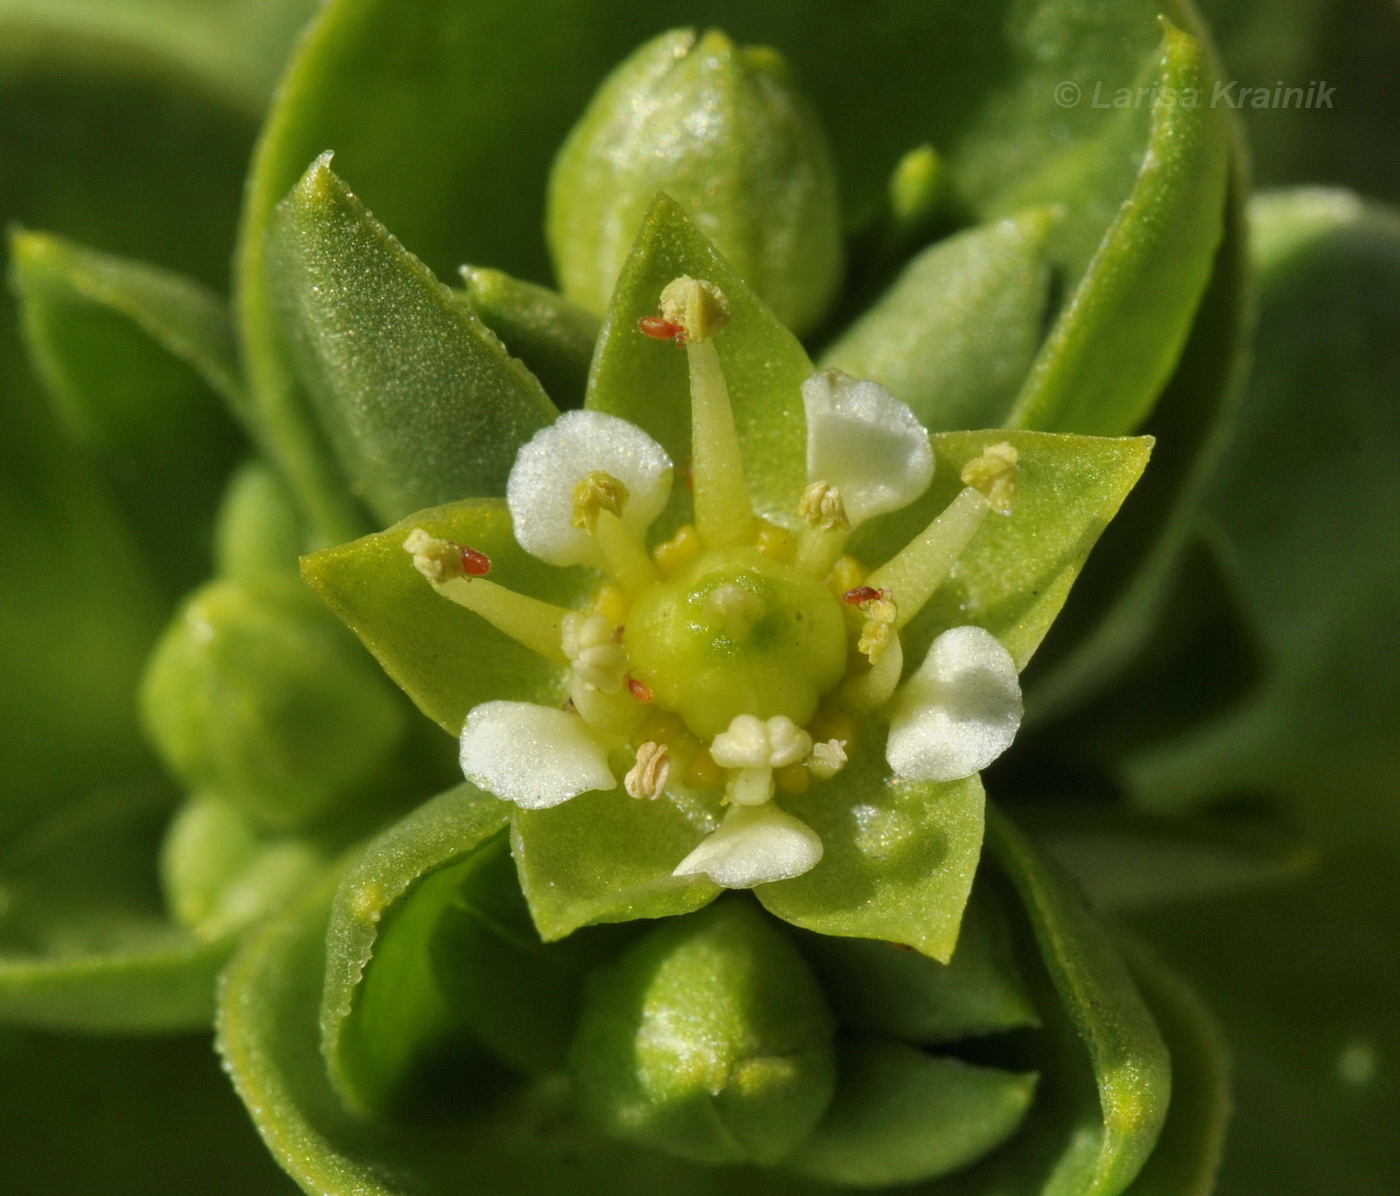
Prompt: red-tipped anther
<box><xmin>452</xmin><ymin>543</ymin><xmax>492</xmax><ymax>576</ymax></box>
<box><xmin>639</xmin><ymin>315</ymin><xmax>687</xmax><ymax>344</ymax></box>
<box><xmin>842</xmin><ymin>585</ymin><xmax>884</xmax><ymax>606</ymax></box>
<box><xmin>627</xmin><ymin>676</ymin><xmax>654</xmax><ymax>704</ymax></box>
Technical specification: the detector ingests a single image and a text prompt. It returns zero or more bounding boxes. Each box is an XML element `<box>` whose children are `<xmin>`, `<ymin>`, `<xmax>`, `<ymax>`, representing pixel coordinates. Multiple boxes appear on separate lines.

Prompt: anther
<box><xmin>809</xmin><ymin>738</ymin><xmax>848</xmax><ymax>780</ymax></box>
<box><xmin>639</xmin><ymin>315</ymin><xmax>687</xmax><ymax>343</ymax></box>
<box><xmin>572</xmin><ymin>470</ymin><xmax>630</xmax><ymax>533</ymax></box>
<box><xmin>624</xmin><ymin>741</ymin><xmax>671</xmax><ymax>799</ymax></box>
<box><xmin>799</xmin><ymin>481</ymin><xmax>850</xmax><ymax>531</ymax></box>
<box><xmin>960</xmin><ymin>442</ymin><xmax>1019</xmax><ymax>515</ymax></box>
<box><xmin>628</xmin><ymin>676</ymin><xmax>654</xmax><ymax>704</ymax></box>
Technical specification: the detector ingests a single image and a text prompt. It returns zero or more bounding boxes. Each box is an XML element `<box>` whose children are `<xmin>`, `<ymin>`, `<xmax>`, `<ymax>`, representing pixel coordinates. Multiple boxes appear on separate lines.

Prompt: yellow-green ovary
<box><xmin>625</xmin><ymin>546</ymin><xmax>847</xmax><ymax>739</ymax></box>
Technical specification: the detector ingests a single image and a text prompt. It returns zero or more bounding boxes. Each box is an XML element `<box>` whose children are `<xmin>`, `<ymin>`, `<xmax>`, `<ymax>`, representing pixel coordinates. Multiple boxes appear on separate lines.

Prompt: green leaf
<box><xmin>233</xmin><ymin>0</ymin><xmax>1232</xmax><ymax>535</ymax></box>
<box><xmin>9</xmin><ymin>228</ymin><xmax>245</xmax><ymax>592</ymax></box>
<box><xmin>821</xmin><ymin>208</ymin><xmax>1056</xmax><ymax>432</ymax></box>
<box><xmin>794</xmin><ymin>887</ymin><xmax>1039</xmax><ymax>1044</ymax></box>
<box><xmin>460</xmin><ymin>267</ymin><xmax>600</xmax><ymax>410</ymax></box>
<box><xmin>987</xmin><ymin>806</ymin><xmax>1171</xmax><ymax>1196</ymax></box>
<box><xmin>321</xmin><ymin>784</ymin><xmax>509</xmax><ymax>1116</ymax></box>
<box><xmin>1007</xmin><ymin>22</ymin><xmax>1231</xmax><ymax>436</ymax></box>
<box><xmin>301</xmin><ymin>498</ymin><xmax>595</xmax><ymax>734</ymax></box>
<box><xmin>1021</xmin><ymin>164</ymin><xmax>1249</xmax><ymax>722</ymax></box>
<box><xmin>0</xmin><ymin>0</ymin><xmax>317</xmax><ymax>114</ymax></box>
<box><xmin>784</xmin><ymin>1040</ymin><xmax>1038</xmax><ymax>1187</ymax></box>
<box><xmin>269</xmin><ymin>155</ymin><xmax>557</xmax><ymax>525</ymax></box>
<box><xmin>0</xmin><ymin>782</ymin><xmax>234</xmax><ymax>1032</ymax></box>
<box><xmin>1120</xmin><ymin>947</ymin><xmax>1229</xmax><ymax>1196</ymax></box>
<box><xmin>756</xmin><ymin>744</ymin><xmax>984</xmax><ymax>963</ymax></box>
<box><xmin>569</xmin><ymin>899</ymin><xmax>835</xmax><ymax>1166</ymax></box>
<box><xmin>219</xmin><ymin>870</ymin><xmax>817</xmax><ymax>1195</ymax></box>
<box><xmin>585</xmin><ymin>193</ymin><xmax>812</xmax><ymax>530</ymax></box>
<box><xmin>854</xmin><ymin>430</ymin><xmax>1154</xmax><ymax>673</ymax></box>
<box><xmin>511</xmin><ymin>786</ymin><xmax>722</xmax><ymax>943</ymax></box>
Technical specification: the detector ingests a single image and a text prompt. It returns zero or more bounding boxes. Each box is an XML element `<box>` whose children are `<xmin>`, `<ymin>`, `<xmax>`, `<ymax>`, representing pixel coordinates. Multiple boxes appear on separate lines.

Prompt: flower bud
<box><xmin>141</xmin><ymin>579</ymin><xmax>407</xmax><ymax>831</ymax></box>
<box><xmin>569</xmin><ymin>899</ymin><xmax>836</xmax><ymax>1165</ymax></box>
<box><xmin>547</xmin><ymin>27</ymin><xmax>843</xmax><ymax>336</ymax></box>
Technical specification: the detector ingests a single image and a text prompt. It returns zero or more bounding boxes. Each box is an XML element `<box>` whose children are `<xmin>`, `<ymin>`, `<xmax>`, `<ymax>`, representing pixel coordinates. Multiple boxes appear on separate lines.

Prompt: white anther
<box><xmin>561</xmin><ymin>611</ymin><xmax>628</xmax><ymax>693</ymax></box>
<box><xmin>799</xmin><ymin>481</ymin><xmax>850</xmax><ymax>531</ymax></box>
<box><xmin>624</xmin><ymin>741</ymin><xmax>670</xmax><ymax>799</ymax></box>
<box><xmin>710</xmin><ymin>714</ymin><xmax>812</xmax><ymax>771</ymax></box>
<box><xmin>808</xmin><ymin>739</ymin><xmax>848</xmax><ymax>781</ymax></box>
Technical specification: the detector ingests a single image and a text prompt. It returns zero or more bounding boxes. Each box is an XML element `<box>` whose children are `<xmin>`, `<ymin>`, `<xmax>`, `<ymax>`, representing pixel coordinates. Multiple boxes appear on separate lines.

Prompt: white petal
<box><xmin>460</xmin><ymin>701</ymin><xmax>615</xmax><ymax>809</ymax></box>
<box><xmin>803</xmin><ymin>369</ymin><xmax>933</xmax><ymax>525</ymax></box>
<box><xmin>886</xmin><ymin>626</ymin><xmax>1022</xmax><ymax>783</ymax></box>
<box><xmin>672</xmin><ymin>804</ymin><xmax>823</xmax><ymax>889</ymax></box>
<box><xmin>506</xmin><ymin>410</ymin><xmax>673</xmax><ymax>567</ymax></box>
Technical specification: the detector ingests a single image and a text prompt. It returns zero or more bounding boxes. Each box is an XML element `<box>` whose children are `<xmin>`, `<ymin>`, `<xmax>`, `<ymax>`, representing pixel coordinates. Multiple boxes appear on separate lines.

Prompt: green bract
<box><xmin>9</xmin><ymin>0</ymin><xmax>1398</xmax><ymax>1194</ymax></box>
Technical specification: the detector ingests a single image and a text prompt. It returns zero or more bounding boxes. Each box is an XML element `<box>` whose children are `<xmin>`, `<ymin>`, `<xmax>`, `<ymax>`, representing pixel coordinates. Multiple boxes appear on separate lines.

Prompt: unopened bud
<box><xmin>547</xmin><ymin>27</ymin><xmax>843</xmax><ymax>335</ymax></box>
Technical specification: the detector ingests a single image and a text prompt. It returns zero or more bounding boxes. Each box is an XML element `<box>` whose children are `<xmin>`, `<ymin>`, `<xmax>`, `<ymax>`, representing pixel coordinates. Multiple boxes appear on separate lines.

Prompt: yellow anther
<box><xmin>753</xmin><ymin>519</ymin><xmax>796</xmax><ymax>563</ymax></box>
<box><xmin>571</xmin><ymin>470</ymin><xmax>630</xmax><ymax>533</ymax></box>
<box><xmin>659</xmin><ymin>275</ymin><xmax>731</xmax><ymax>344</ymax></box>
<box><xmin>799</xmin><ymin>480</ymin><xmax>850</xmax><ymax>531</ymax></box>
<box><xmin>826</xmin><ymin>554</ymin><xmax>866</xmax><ymax>598</ymax></box>
<box><xmin>653</xmin><ymin>523</ymin><xmax>702</xmax><ymax>576</ymax></box>
<box><xmin>624</xmin><ymin>741</ymin><xmax>671</xmax><ymax>799</ymax></box>
<box><xmin>960</xmin><ymin>442</ymin><xmax>1019</xmax><ymax>515</ymax></box>
<box><xmin>590</xmin><ymin>583</ymin><xmax>630</xmax><ymax>626</ymax></box>
<box><xmin>856</xmin><ymin>591</ymin><xmax>898</xmax><ymax>664</ymax></box>
<box><xmin>685</xmin><ymin>747</ymin><xmax>723</xmax><ymax>790</ymax></box>
<box><xmin>403</xmin><ymin>528</ymin><xmax>464</xmax><ymax>584</ymax></box>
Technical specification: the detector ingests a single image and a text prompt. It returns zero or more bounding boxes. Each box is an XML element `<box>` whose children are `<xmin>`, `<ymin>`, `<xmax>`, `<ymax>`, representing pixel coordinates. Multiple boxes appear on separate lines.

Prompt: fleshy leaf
<box><xmin>784</xmin><ymin>1040</ymin><xmax>1038</xmax><ymax>1187</ymax></box>
<box><xmin>511</xmin><ymin>787</ymin><xmax>722</xmax><ymax>942</ymax></box>
<box><xmin>0</xmin><ymin>782</ymin><xmax>234</xmax><ymax>1032</ymax></box>
<box><xmin>321</xmin><ymin>784</ymin><xmax>515</xmax><ymax>1115</ymax></box>
<box><xmin>302</xmin><ymin>499</ymin><xmax>594</xmax><ymax>733</ymax></box>
<box><xmin>855</xmin><ymin>430</ymin><xmax>1153</xmax><ymax>673</ymax></box>
<box><xmin>269</xmin><ymin>154</ymin><xmax>557</xmax><ymax>525</ymax></box>
<box><xmin>821</xmin><ymin>209</ymin><xmax>1055</xmax><ymax>432</ymax></box>
<box><xmin>794</xmin><ymin>887</ymin><xmax>1039</xmax><ymax>1045</ymax></box>
<box><xmin>987</xmin><ymin>806</ymin><xmax>1171</xmax><ymax>1196</ymax></box>
<box><xmin>586</xmin><ymin>194</ymin><xmax>811</xmax><ymax>529</ymax></box>
<box><xmin>459</xmin><ymin>267</ymin><xmax>600</xmax><ymax>410</ymax></box>
<box><xmin>1007</xmin><ymin>22</ymin><xmax>1231</xmax><ymax>436</ymax></box>
<box><xmin>9</xmin><ymin>229</ymin><xmax>244</xmax><ymax>592</ymax></box>
<box><xmin>220</xmin><ymin>870</ymin><xmax>816</xmax><ymax>1195</ymax></box>
<box><xmin>756</xmin><ymin>742</ymin><xmax>984</xmax><ymax>962</ymax></box>
<box><xmin>1119</xmin><ymin>947</ymin><xmax>1229</xmax><ymax>1196</ymax></box>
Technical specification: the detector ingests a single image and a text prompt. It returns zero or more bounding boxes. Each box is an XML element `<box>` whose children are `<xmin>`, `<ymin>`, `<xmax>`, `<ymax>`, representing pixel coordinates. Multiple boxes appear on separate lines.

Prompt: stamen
<box><xmin>960</xmin><ymin>442</ymin><xmax>1019</xmax><ymax>515</ymax></box>
<box><xmin>809</xmin><ymin>739</ymin><xmax>848</xmax><ymax>781</ymax></box>
<box><xmin>561</xmin><ymin>612</ymin><xmax>628</xmax><ymax>693</ymax></box>
<box><xmin>710</xmin><ymin>714</ymin><xmax>812</xmax><ymax>808</ymax></box>
<box><xmin>855</xmin><ymin>590</ymin><xmax>898</xmax><ymax>664</ymax></box>
<box><xmin>658</xmin><ymin>277</ymin><xmax>755</xmax><ymax>548</ymax></box>
<box><xmin>593</xmin><ymin>509</ymin><xmax>659</xmax><ymax>593</ymax></box>
<box><xmin>639</xmin><ymin>315</ymin><xmax>687</xmax><ymax>343</ymax></box>
<box><xmin>863</xmin><ymin>487</ymin><xmax>990</xmax><ymax>630</ymax></box>
<box><xmin>571</xmin><ymin>470</ymin><xmax>630</xmax><ymax>533</ymax></box>
<box><xmin>838</xmin><ymin>629</ymin><xmax>904</xmax><ymax>715</ymax></box>
<box><xmin>799</xmin><ymin>481</ymin><xmax>850</xmax><ymax>532</ymax></box>
<box><xmin>624</xmin><ymin>741</ymin><xmax>671</xmax><ymax>799</ymax></box>
<box><xmin>404</xmin><ymin>529</ymin><xmax>570</xmax><ymax>666</ymax></box>
<box><xmin>627</xmin><ymin>676</ymin><xmax>654</xmax><ymax>704</ymax></box>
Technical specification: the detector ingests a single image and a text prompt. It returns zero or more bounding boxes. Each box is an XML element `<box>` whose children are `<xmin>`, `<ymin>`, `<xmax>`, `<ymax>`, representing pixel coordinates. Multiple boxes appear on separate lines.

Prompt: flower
<box><xmin>403</xmin><ymin>275</ymin><xmax>1023</xmax><ymax>890</ymax></box>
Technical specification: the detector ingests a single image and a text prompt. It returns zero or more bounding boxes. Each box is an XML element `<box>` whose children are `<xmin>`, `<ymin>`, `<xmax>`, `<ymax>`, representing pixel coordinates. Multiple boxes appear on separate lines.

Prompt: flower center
<box><xmin>625</xmin><ymin>545</ymin><xmax>847</xmax><ymax>739</ymax></box>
